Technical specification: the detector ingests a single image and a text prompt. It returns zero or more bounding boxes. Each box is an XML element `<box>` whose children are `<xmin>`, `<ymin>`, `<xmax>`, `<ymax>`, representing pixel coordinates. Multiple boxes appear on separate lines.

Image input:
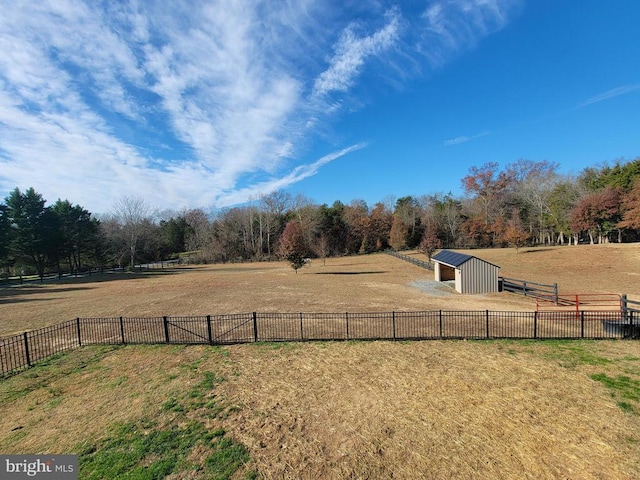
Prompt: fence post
<box><xmin>580</xmin><ymin>310</ymin><xmax>585</xmax><ymax>338</ymax></box>
<box><xmin>163</xmin><ymin>316</ymin><xmax>170</xmax><ymax>343</ymax></box>
<box><xmin>345</xmin><ymin>312</ymin><xmax>349</xmax><ymax>340</ymax></box>
<box><xmin>485</xmin><ymin>310</ymin><xmax>490</xmax><ymax>339</ymax></box>
<box><xmin>439</xmin><ymin>310</ymin><xmax>443</xmax><ymax>339</ymax></box>
<box><xmin>119</xmin><ymin>316</ymin><xmax>126</xmax><ymax>344</ymax></box>
<box><xmin>554</xmin><ymin>283</ymin><xmax>559</xmax><ymax>305</ymax></box>
<box><xmin>23</xmin><ymin>332</ymin><xmax>31</xmax><ymax>367</ymax></box>
<box><xmin>299</xmin><ymin>313</ymin><xmax>304</xmax><ymax>341</ymax></box>
<box><xmin>206</xmin><ymin>315</ymin><xmax>212</xmax><ymax>345</ymax></box>
<box><xmin>76</xmin><ymin>318</ymin><xmax>82</xmax><ymax>347</ymax></box>
<box><xmin>533</xmin><ymin>311</ymin><xmax>538</xmax><ymax>339</ymax></box>
<box><xmin>622</xmin><ymin>294</ymin><xmax>628</xmax><ymax>321</ymax></box>
<box><xmin>392</xmin><ymin>311</ymin><xmax>396</xmax><ymax>340</ymax></box>
<box><xmin>252</xmin><ymin>312</ymin><xmax>258</xmax><ymax>342</ymax></box>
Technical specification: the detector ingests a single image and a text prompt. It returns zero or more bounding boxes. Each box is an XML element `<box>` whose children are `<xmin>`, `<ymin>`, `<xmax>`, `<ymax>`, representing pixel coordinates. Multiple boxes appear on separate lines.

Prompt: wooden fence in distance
<box><xmin>500</xmin><ymin>276</ymin><xmax>558</xmax><ymax>301</ymax></box>
<box><xmin>385</xmin><ymin>250</ymin><xmax>433</xmax><ymax>270</ymax></box>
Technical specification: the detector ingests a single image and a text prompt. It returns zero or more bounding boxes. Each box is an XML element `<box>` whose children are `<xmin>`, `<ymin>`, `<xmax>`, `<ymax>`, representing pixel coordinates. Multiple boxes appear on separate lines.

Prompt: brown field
<box><xmin>1</xmin><ymin>340</ymin><xmax>639</xmax><ymax>479</ymax></box>
<box><xmin>2</xmin><ymin>243</ymin><xmax>640</xmax><ymax>337</ymax></box>
<box><xmin>1</xmin><ymin>244</ymin><xmax>640</xmax><ymax>478</ymax></box>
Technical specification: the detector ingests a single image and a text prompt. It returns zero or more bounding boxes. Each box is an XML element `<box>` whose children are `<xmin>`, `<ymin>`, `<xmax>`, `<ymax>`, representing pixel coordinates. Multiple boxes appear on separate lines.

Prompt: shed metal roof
<box><xmin>432</xmin><ymin>250</ymin><xmax>473</xmax><ymax>267</ymax></box>
<box><xmin>432</xmin><ymin>250</ymin><xmax>499</xmax><ymax>269</ymax></box>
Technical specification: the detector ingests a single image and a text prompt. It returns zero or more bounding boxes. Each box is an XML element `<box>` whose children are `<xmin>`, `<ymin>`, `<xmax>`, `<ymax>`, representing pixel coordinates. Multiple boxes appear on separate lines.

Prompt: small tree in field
<box><xmin>278</xmin><ymin>221</ymin><xmax>309</xmax><ymax>273</ymax></box>
<box><xmin>314</xmin><ymin>233</ymin><xmax>330</xmax><ymax>266</ymax></box>
<box><xmin>419</xmin><ymin>230</ymin><xmax>441</xmax><ymax>263</ymax></box>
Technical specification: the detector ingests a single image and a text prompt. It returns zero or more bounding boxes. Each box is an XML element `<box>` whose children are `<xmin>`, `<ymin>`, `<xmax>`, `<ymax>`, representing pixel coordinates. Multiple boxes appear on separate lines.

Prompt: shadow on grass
<box><xmin>521</xmin><ymin>248</ymin><xmax>556</xmax><ymax>254</ymax></box>
<box><xmin>315</xmin><ymin>271</ymin><xmax>388</xmax><ymax>275</ymax></box>
<box><xmin>0</xmin><ymin>268</ymin><xmax>195</xmax><ymax>304</ymax></box>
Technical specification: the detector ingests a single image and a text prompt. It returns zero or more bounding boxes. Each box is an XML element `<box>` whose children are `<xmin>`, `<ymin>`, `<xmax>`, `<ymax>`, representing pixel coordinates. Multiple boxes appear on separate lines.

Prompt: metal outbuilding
<box><xmin>432</xmin><ymin>250</ymin><xmax>500</xmax><ymax>294</ymax></box>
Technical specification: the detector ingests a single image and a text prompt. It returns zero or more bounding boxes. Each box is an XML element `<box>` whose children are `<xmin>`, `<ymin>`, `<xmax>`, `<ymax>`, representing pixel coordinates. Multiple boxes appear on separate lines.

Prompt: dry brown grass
<box><xmin>3</xmin><ymin>243</ymin><xmax>639</xmax><ymax>337</ymax></box>
<box><xmin>1</xmin><ymin>244</ymin><xmax>640</xmax><ymax>478</ymax></box>
<box><xmin>1</xmin><ymin>341</ymin><xmax>639</xmax><ymax>479</ymax></box>
<box><xmin>217</xmin><ymin>340</ymin><xmax>640</xmax><ymax>479</ymax></box>
<box><xmin>458</xmin><ymin>243</ymin><xmax>640</xmax><ymax>296</ymax></box>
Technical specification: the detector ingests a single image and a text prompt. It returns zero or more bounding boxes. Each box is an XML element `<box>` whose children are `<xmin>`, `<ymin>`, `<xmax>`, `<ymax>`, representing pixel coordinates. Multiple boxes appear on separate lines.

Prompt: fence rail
<box><xmin>385</xmin><ymin>250</ymin><xmax>434</xmax><ymax>270</ymax></box>
<box><xmin>623</xmin><ymin>294</ymin><xmax>640</xmax><ymax>315</ymax></box>
<box><xmin>0</xmin><ymin>261</ymin><xmax>182</xmax><ymax>287</ymax></box>
<box><xmin>2</xmin><ymin>309</ymin><xmax>639</xmax><ymax>378</ymax></box>
<box><xmin>500</xmin><ymin>276</ymin><xmax>558</xmax><ymax>300</ymax></box>
<box><xmin>537</xmin><ymin>293</ymin><xmax>622</xmax><ymax>313</ymax></box>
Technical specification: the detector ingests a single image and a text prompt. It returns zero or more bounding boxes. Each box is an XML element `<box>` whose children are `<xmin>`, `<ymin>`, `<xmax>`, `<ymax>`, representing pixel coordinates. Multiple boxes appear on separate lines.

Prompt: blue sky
<box><xmin>1</xmin><ymin>1</ymin><xmax>639</xmax><ymax>214</ymax></box>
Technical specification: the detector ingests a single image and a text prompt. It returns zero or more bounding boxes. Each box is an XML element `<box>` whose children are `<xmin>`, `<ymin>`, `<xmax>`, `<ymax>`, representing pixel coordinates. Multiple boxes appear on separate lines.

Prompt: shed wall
<box><xmin>459</xmin><ymin>257</ymin><xmax>499</xmax><ymax>294</ymax></box>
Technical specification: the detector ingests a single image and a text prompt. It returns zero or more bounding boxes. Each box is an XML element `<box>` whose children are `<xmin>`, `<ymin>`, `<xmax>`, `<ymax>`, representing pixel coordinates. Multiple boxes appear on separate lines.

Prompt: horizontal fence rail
<box><xmin>385</xmin><ymin>250</ymin><xmax>434</xmax><ymax>270</ymax></box>
<box><xmin>1</xmin><ymin>309</ymin><xmax>639</xmax><ymax>378</ymax></box>
<box><xmin>0</xmin><ymin>261</ymin><xmax>182</xmax><ymax>287</ymax></box>
<box><xmin>537</xmin><ymin>293</ymin><xmax>622</xmax><ymax>312</ymax></box>
<box><xmin>622</xmin><ymin>294</ymin><xmax>640</xmax><ymax>315</ymax></box>
<box><xmin>500</xmin><ymin>276</ymin><xmax>558</xmax><ymax>301</ymax></box>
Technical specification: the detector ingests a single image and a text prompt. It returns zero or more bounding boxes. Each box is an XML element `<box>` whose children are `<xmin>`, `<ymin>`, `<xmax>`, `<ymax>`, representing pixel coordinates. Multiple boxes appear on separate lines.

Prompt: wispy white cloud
<box><xmin>418</xmin><ymin>0</ymin><xmax>521</xmax><ymax>67</ymax></box>
<box><xmin>0</xmin><ymin>1</ymin><xmax>520</xmax><ymax>213</ymax></box>
<box><xmin>214</xmin><ymin>142</ymin><xmax>367</xmax><ymax>206</ymax></box>
<box><xmin>577</xmin><ymin>83</ymin><xmax>640</xmax><ymax>108</ymax></box>
<box><xmin>313</xmin><ymin>9</ymin><xmax>400</xmax><ymax>96</ymax></box>
<box><xmin>443</xmin><ymin>131</ymin><xmax>491</xmax><ymax>146</ymax></box>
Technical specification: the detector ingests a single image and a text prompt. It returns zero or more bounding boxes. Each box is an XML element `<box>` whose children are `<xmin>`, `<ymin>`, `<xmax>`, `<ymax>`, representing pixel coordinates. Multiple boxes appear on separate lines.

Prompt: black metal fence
<box><xmin>2</xmin><ymin>310</ymin><xmax>639</xmax><ymax>378</ymax></box>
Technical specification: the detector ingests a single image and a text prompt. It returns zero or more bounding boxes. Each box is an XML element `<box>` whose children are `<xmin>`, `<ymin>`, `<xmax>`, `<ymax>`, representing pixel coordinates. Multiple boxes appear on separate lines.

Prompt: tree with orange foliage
<box><xmin>502</xmin><ymin>209</ymin><xmax>530</xmax><ymax>252</ymax></box>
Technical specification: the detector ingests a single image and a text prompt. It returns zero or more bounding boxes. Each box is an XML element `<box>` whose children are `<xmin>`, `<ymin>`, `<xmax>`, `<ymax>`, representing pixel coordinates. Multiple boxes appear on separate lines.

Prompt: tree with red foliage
<box><xmin>278</xmin><ymin>220</ymin><xmax>309</xmax><ymax>272</ymax></box>
<box><xmin>419</xmin><ymin>229</ymin><xmax>441</xmax><ymax>262</ymax></box>
<box><xmin>619</xmin><ymin>177</ymin><xmax>640</xmax><ymax>230</ymax></box>
<box><xmin>570</xmin><ymin>186</ymin><xmax>622</xmax><ymax>244</ymax></box>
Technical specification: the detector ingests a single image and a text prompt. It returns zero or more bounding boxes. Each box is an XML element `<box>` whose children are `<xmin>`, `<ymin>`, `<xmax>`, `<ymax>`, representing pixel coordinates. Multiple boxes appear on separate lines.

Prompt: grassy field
<box><xmin>2</xmin><ymin>243</ymin><xmax>640</xmax><ymax>337</ymax></box>
<box><xmin>1</xmin><ymin>340</ymin><xmax>639</xmax><ymax>479</ymax></box>
<box><xmin>1</xmin><ymin>244</ymin><xmax>640</xmax><ymax>478</ymax></box>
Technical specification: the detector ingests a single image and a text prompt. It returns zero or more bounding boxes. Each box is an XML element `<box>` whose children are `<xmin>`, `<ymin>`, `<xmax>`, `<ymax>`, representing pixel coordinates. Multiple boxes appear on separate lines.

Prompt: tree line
<box><xmin>1</xmin><ymin>158</ymin><xmax>639</xmax><ymax>278</ymax></box>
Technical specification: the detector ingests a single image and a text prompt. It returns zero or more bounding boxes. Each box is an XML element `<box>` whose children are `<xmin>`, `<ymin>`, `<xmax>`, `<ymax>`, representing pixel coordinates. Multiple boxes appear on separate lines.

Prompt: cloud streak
<box><xmin>0</xmin><ymin>1</ymin><xmax>521</xmax><ymax>213</ymax></box>
<box><xmin>577</xmin><ymin>83</ymin><xmax>640</xmax><ymax>108</ymax></box>
<box><xmin>443</xmin><ymin>131</ymin><xmax>491</xmax><ymax>146</ymax></box>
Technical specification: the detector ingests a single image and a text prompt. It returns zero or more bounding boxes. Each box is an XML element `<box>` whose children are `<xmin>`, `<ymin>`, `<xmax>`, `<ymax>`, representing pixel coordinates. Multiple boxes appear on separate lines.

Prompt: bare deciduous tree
<box><xmin>111</xmin><ymin>196</ymin><xmax>153</xmax><ymax>269</ymax></box>
<box><xmin>184</xmin><ymin>209</ymin><xmax>212</xmax><ymax>254</ymax></box>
